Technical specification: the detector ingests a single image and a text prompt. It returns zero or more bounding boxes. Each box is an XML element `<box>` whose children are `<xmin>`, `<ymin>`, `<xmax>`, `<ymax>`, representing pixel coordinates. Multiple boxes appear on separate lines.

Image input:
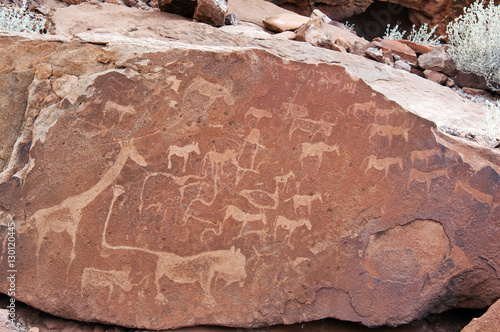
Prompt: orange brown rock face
<box><xmin>0</xmin><ymin>38</ymin><xmax>499</xmax><ymax>330</ymax></box>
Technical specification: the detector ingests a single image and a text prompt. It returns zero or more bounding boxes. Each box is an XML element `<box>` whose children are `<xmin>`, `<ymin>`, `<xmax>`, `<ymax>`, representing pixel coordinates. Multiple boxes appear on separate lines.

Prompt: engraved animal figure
<box><xmin>409</xmin><ymin>148</ymin><xmax>441</xmax><ymax>167</ymax></box>
<box><xmin>239</xmin><ymin>171</ymin><xmax>295</xmax><ymax>210</ymax></box>
<box><xmin>204</xmin><ymin>149</ymin><xmax>238</xmax><ymax>176</ymax></box>
<box><xmin>455</xmin><ymin>180</ymin><xmax>495</xmax><ymax>207</ymax></box>
<box><xmin>245</xmin><ymin>107</ymin><xmax>272</xmax><ymax>123</ymax></box>
<box><xmin>281</xmin><ymin>102</ymin><xmax>308</xmax><ymax>119</ymax></box>
<box><xmin>273</xmin><ymin>216</ymin><xmax>312</xmax><ymax>247</ymax></box>
<box><xmin>364</xmin><ymin>155</ymin><xmax>403</xmax><ymax>178</ymax></box>
<box><xmin>223</xmin><ymin>205</ymin><xmax>267</xmax><ymax>236</ymax></box>
<box><xmin>167</xmin><ymin>142</ymin><xmax>201</xmax><ymax>172</ymax></box>
<box><xmin>101</xmin><ymin>193</ymin><xmax>247</xmax><ymax>308</ymax></box>
<box><xmin>300</xmin><ymin>142</ymin><xmax>340</xmax><ymax>171</ymax></box>
<box><xmin>347</xmin><ymin>101</ymin><xmax>376</xmax><ymax>118</ymax></box>
<box><xmin>81</xmin><ymin>267</ymin><xmax>149</xmax><ymax>301</ymax></box>
<box><xmin>33</xmin><ymin>142</ymin><xmax>146</xmax><ymax>267</ymax></box>
<box><xmin>373</xmin><ymin>107</ymin><xmax>399</xmax><ymax>122</ymax></box>
<box><xmin>289</xmin><ymin>118</ymin><xmax>334</xmax><ymax>139</ymax></box>
<box><xmin>154</xmin><ymin>246</ymin><xmax>246</xmax><ymax>306</ymax></box>
<box><xmin>185</xmin><ymin>77</ymin><xmax>234</xmax><ymax>106</ymax></box>
<box><xmin>285</xmin><ymin>193</ymin><xmax>323</xmax><ymax>215</ymax></box>
<box><xmin>407</xmin><ymin>169</ymin><xmax>450</xmax><ymax>192</ymax></box>
<box><xmin>366</xmin><ymin>124</ymin><xmax>409</xmax><ymax>145</ymax></box>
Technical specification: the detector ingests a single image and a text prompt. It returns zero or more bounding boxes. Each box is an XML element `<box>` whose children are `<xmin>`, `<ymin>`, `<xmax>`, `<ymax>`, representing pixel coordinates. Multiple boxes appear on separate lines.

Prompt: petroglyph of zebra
<box><xmin>273</xmin><ymin>216</ymin><xmax>312</xmax><ymax>247</ymax></box>
<box><xmin>81</xmin><ymin>267</ymin><xmax>149</xmax><ymax>301</ymax></box>
<box><xmin>285</xmin><ymin>193</ymin><xmax>323</xmax><ymax>215</ymax></box>
<box><xmin>223</xmin><ymin>205</ymin><xmax>267</xmax><ymax>236</ymax></box>
<box><xmin>407</xmin><ymin>169</ymin><xmax>450</xmax><ymax>192</ymax></box>
<box><xmin>167</xmin><ymin>142</ymin><xmax>201</xmax><ymax>173</ymax></box>
<box><xmin>409</xmin><ymin>148</ymin><xmax>441</xmax><ymax>167</ymax></box>
<box><xmin>366</xmin><ymin>124</ymin><xmax>409</xmax><ymax>145</ymax></box>
<box><xmin>364</xmin><ymin>155</ymin><xmax>403</xmax><ymax>178</ymax></box>
<box><xmin>300</xmin><ymin>142</ymin><xmax>340</xmax><ymax>171</ymax></box>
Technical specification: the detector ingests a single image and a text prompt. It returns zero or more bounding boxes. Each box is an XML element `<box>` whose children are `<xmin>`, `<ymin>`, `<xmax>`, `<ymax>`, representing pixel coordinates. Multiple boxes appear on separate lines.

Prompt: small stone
<box><xmin>349</xmin><ymin>41</ymin><xmax>366</xmax><ymax>56</ymax></box>
<box><xmin>311</xmin><ymin>9</ymin><xmax>331</xmax><ymax>24</ymax></box>
<box><xmin>35</xmin><ymin>63</ymin><xmax>52</xmax><ymax>80</ymax></box>
<box><xmin>424</xmin><ymin>69</ymin><xmax>448</xmax><ymax>85</ymax></box>
<box><xmin>454</xmin><ymin>71</ymin><xmax>489</xmax><ymax>90</ymax></box>
<box><xmin>379</xmin><ymin>39</ymin><xmax>417</xmax><ymax>65</ymax></box>
<box><xmin>394</xmin><ymin>60</ymin><xmax>411</xmax><ymax>72</ymax></box>
<box><xmin>418</xmin><ymin>45</ymin><xmax>456</xmax><ymax>77</ymax></box>
<box><xmin>194</xmin><ymin>0</ymin><xmax>228</xmax><ymax>27</ymax></box>
<box><xmin>365</xmin><ymin>47</ymin><xmax>384</xmax><ymax>63</ymax></box>
<box><xmin>462</xmin><ymin>87</ymin><xmax>493</xmax><ymax>97</ymax></box>
<box><xmin>334</xmin><ymin>37</ymin><xmax>351</xmax><ymax>52</ymax></box>
<box><xmin>272</xmin><ymin>31</ymin><xmax>296</xmax><ymax>40</ymax></box>
<box><xmin>445</xmin><ymin>78</ymin><xmax>455</xmax><ymax>87</ymax></box>
<box><xmin>224</xmin><ymin>13</ymin><xmax>238</xmax><ymax>26</ymax></box>
<box><xmin>396</xmin><ymin>39</ymin><xmax>433</xmax><ymax>54</ymax></box>
<box><xmin>262</xmin><ymin>13</ymin><xmax>309</xmax><ymax>33</ymax></box>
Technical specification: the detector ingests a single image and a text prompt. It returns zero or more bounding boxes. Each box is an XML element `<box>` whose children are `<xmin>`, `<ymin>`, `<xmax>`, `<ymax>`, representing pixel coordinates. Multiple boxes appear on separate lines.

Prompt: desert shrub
<box><xmin>0</xmin><ymin>0</ymin><xmax>46</xmax><ymax>33</ymax></box>
<box><xmin>384</xmin><ymin>23</ymin><xmax>442</xmax><ymax>46</ymax></box>
<box><xmin>446</xmin><ymin>0</ymin><xmax>500</xmax><ymax>91</ymax></box>
<box><xmin>483</xmin><ymin>100</ymin><xmax>500</xmax><ymax>139</ymax></box>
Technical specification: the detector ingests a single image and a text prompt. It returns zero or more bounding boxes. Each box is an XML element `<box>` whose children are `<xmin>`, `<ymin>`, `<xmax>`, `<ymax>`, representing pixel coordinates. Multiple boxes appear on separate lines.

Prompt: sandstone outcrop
<box><xmin>462</xmin><ymin>299</ymin><xmax>500</xmax><ymax>332</ymax></box>
<box><xmin>0</xmin><ymin>3</ymin><xmax>499</xmax><ymax>331</ymax></box>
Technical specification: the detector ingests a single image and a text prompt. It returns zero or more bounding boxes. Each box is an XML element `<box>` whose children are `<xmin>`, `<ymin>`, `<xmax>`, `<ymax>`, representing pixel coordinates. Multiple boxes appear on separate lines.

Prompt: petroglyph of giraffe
<box><xmin>239</xmin><ymin>171</ymin><xmax>295</xmax><ymax>210</ymax></box>
<box><xmin>101</xmin><ymin>187</ymin><xmax>247</xmax><ymax>307</ymax></box>
<box><xmin>364</xmin><ymin>155</ymin><xmax>403</xmax><ymax>178</ymax></box>
<box><xmin>285</xmin><ymin>193</ymin><xmax>323</xmax><ymax>215</ymax></box>
<box><xmin>366</xmin><ymin>124</ymin><xmax>409</xmax><ymax>145</ymax></box>
<box><xmin>409</xmin><ymin>148</ymin><xmax>441</xmax><ymax>167</ymax></box>
<box><xmin>245</xmin><ymin>107</ymin><xmax>272</xmax><ymax>123</ymax></box>
<box><xmin>32</xmin><ymin>141</ymin><xmax>147</xmax><ymax>267</ymax></box>
<box><xmin>407</xmin><ymin>168</ymin><xmax>450</xmax><ymax>192</ymax></box>
<box><xmin>455</xmin><ymin>180</ymin><xmax>496</xmax><ymax>208</ymax></box>
<box><xmin>167</xmin><ymin>142</ymin><xmax>201</xmax><ymax>173</ymax></box>
<box><xmin>223</xmin><ymin>205</ymin><xmax>267</xmax><ymax>236</ymax></box>
<box><xmin>81</xmin><ymin>267</ymin><xmax>149</xmax><ymax>301</ymax></box>
<box><xmin>273</xmin><ymin>215</ymin><xmax>312</xmax><ymax>247</ymax></box>
<box><xmin>300</xmin><ymin>142</ymin><xmax>340</xmax><ymax>171</ymax></box>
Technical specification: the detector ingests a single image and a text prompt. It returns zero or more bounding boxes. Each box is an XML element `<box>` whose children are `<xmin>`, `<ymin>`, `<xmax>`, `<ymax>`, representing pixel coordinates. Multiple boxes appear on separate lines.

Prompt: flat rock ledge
<box><xmin>0</xmin><ymin>6</ymin><xmax>499</xmax><ymax>330</ymax></box>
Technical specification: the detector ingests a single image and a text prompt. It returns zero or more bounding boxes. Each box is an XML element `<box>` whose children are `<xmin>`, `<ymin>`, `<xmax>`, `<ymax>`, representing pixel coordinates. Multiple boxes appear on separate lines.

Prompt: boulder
<box><xmin>461</xmin><ymin>299</ymin><xmax>500</xmax><ymax>332</ymax></box>
<box><xmin>1</xmin><ymin>3</ymin><xmax>499</xmax><ymax>331</ymax></box>
<box><xmin>379</xmin><ymin>38</ymin><xmax>417</xmax><ymax>65</ymax></box>
<box><xmin>454</xmin><ymin>71</ymin><xmax>489</xmax><ymax>90</ymax></box>
<box><xmin>262</xmin><ymin>13</ymin><xmax>309</xmax><ymax>32</ymax></box>
<box><xmin>193</xmin><ymin>0</ymin><xmax>228</xmax><ymax>27</ymax></box>
<box><xmin>418</xmin><ymin>45</ymin><xmax>457</xmax><ymax>77</ymax></box>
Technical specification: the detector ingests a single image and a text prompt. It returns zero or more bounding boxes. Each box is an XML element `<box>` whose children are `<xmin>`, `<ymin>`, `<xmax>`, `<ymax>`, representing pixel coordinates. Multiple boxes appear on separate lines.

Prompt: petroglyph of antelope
<box><xmin>289</xmin><ymin>118</ymin><xmax>335</xmax><ymax>139</ymax></box>
<box><xmin>373</xmin><ymin>107</ymin><xmax>400</xmax><ymax>122</ymax></box>
<box><xmin>347</xmin><ymin>101</ymin><xmax>376</xmax><ymax>118</ymax></box>
<box><xmin>223</xmin><ymin>205</ymin><xmax>267</xmax><ymax>236</ymax></box>
<box><xmin>103</xmin><ymin>101</ymin><xmax>137</xmax><ymax>122</ymax></box>
<box><xmin>273</xmin><ymin>216</ymin><xmax>312</xmax><ymax>246</ymax></box>
<box><xmin>366</xmin><ymin>124</ymin><xmax>409</xmax><ymax>145</ymax></box>
<box><xmin>245</xmin><ymin>107</ymin><xmax>272</xmax><ymax>123</ymax></box>
<box><xmin>364</xmin><ymin>155</ymin><xmax>403</xmax><ymax>178</ymax></box>
<box><xmin>407</xmin><ymin>168</ymin><xmax>450</xmax><ymax>192</ymax></box>
<box><xmin>239</xmin><ymin>171</ymin><xmax>295</xmax><ymax>210</ymax></box>
<box><xmin>33</xmin><ymin>141</ymin><xmax>146</xmax><ymax>267</ymax></box>
<box><xmin>285</xmin><ymin>193</ymin><xmax>323</xmax><ymax>215</ymax></box>
<box><xmin>300</xmin><ymin>142</ymin><xmax>340</xmax><ymax>171</ymax></box>
<box><xmin>101</xmin><ymin>188</ymin><xmax>247</xmax><ymax>307</ymax></box>
<box><xmin>409</xmin><ymin>148</ymin><xmax>441</xmax><ymax>167</ymax></box>
<box><xmin>81</xmin><ymin>267</ymin><xmax>149</xmax><ymax>301</ymax></box>
<box><xmin>167</xmin><ymin>142</ymin><xmax>201</xmax><ymax>173</ymax></box>
<box><xmin>455</xmin><ymin>180</ymin><xmax>496</xmax><ymax>208</ymax></box>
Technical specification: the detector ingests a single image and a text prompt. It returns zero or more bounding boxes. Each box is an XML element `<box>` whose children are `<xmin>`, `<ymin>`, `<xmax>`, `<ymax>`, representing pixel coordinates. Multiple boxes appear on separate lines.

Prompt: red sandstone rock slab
<box><xmin>396</xmin><ymin>40</ymin><xmax>433</xmax><ymax>55</ymax></box>
<box><xmin>379</xmin><ymin>38</ymin><xmax>417</xmax><ymax>65</ymax></box>
<box><xmin>0</xmin><ymin>21</ymin><xmax>499</xmax><ymax>331</ymax></box>
<box><xmin>462</xmin><ymin>298</ymin><xmax>500</xmax><ymax>332</ymax></box>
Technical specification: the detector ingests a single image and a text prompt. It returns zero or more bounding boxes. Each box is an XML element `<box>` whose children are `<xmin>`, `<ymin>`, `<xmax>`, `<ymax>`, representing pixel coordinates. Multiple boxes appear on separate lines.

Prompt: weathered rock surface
<box><xmin>462</xmin><ymin>298</ymin><xmax>500</xmax><ymax>332</ymax></box>
<box><xmin>262</xmin><ymin>13</ymin><xmax>309</xmax><ymax>32</ymax></box>
<box><xmin>1</xmin><ymin>3</ymin><xmax>500</xmax><ymax>331</ymax></box>
<box><xmin>270</xmin><ymin>0</ymin><xmax>500</xmax><ymax>36</ymax></box>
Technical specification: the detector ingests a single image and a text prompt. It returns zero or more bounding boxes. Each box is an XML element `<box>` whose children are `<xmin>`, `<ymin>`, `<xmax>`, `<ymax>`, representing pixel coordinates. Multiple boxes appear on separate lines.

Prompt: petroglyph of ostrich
<box><xmin>285</xmin><ymin>193</ymin><xmax>323</xmax><ymax>215</ymax></box>
<box><xmin>364</xmin><ymin>155</ymin><xmax>403</xmax><ymax>178</ymax></box>
<box><xmin>273</xmin><ymin>216</ymin><xmax>312</xmax><ymax>246</ymax></box>
<box><xmin>300</xmin><ymin>142</ymin><xmax>340</xmax><ymax>171</ymax></box>
<box><xmin>167</xmin><ymin>142</ymin><xmax>201</xmax><ymax>173</ymax></box>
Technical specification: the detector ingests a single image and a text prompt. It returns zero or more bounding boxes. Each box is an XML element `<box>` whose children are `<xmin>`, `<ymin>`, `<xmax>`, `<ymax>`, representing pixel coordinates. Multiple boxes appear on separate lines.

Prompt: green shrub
<box><xmin>446</xmin><ymin>0</ymin><xmax>500</xmax><ymax>91</ymax></box>
<box><xmin>0</xmin><ymin>0</ymin><xmax>46</xmax><ymax>33</ymax></box>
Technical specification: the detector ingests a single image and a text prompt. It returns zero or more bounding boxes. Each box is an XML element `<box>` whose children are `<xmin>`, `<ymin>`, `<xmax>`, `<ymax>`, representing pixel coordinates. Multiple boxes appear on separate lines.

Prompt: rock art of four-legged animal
<box><xmin>239</xmin><ymin>171</ymin><xmax>295</xmax><ymax>210</ymax></box>
<box><xmin>167</xmin><ymin>142</ymin><xmax>201</xmax><ymax>173</ymax></box>
<box><xmin>285</xmin><ymin>193</ymin><xmax>323</xmax><ymax>215</ymax></box>
<box><xmin>407</xmin><ymin>168</ymin><xmax>450</xmax><ymax>192</ymax></box>
<box><xmin>223</xmin><ymin>205</ymin><xmax>267</xmax><ymax>236</ymax></box>
<box><xmin>364</xmin><ymin>155</ymin><xmax>403</xmax><ymax>178</ymax></box>
<box><xmin>273</xmin><ymin>216</ymin><xmax>312</xmax><ymax>247</ymax></box>
<box><xmin>300</xmin><ymin>142</ymin><xmax>340</xmax><ymax>171</ymax></box>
